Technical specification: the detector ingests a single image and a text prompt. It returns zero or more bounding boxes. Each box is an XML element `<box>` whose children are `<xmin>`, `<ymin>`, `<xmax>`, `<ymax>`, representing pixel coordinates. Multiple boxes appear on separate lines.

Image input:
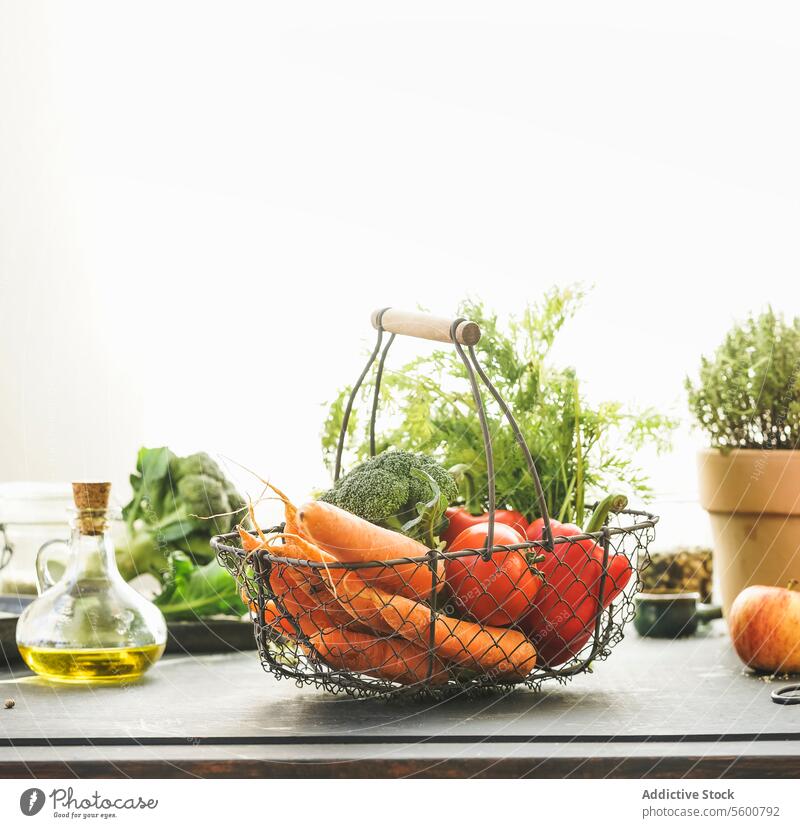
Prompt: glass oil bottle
<box><xmin>16</xmin><ymin>482</ymin><xmax>167</xmax><ymax>682</ymax></box>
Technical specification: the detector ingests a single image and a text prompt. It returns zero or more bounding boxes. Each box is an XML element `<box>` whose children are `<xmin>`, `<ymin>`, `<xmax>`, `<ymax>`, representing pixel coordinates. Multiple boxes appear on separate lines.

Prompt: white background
<box><xmin>2</xmin><ymin>1</ymin><xmax>799</xmax><ymax>543</ymax></box>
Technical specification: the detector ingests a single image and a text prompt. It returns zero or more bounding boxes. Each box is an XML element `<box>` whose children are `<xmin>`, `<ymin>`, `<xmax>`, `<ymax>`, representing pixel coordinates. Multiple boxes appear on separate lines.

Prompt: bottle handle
<box><xmin>0</xmin><ymin>523</ymin><xmax>13</xmax><ymax>572</ymax></box>
<box><xmin>36</xmin><ymin>539</ymin><xmax>69</xmax><ymax>593</ymax></box>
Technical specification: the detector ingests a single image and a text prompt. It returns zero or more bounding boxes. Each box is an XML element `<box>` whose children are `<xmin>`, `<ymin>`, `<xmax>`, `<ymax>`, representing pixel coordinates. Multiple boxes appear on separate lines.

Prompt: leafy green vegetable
<box><xmin>118</xmin><ymin>447</ymin><xmax>246</xmax><ymax>580</ymax></box>
<box><xmin>153</xmin><ymin>552</ymin><xmax>247</xmax><ymax>620</ymax></box>
<box><xmin>318</xmin><ymin>450</ymin><xmax>457</xmax><ymax>545</ymax></box>
<box><xmin>322</xmin><ymin>288</ymin><xmax>675</xmax><ymax>524</ymax></box>
<box><xmin>116</xmin><ymin>447</ymin><xmax>249</xmax><ymax>622</ymax></box>
<box><xmin>686</xmin><ymin>307</ymin><xmax>800</xmax><ymax>450</ymax></box>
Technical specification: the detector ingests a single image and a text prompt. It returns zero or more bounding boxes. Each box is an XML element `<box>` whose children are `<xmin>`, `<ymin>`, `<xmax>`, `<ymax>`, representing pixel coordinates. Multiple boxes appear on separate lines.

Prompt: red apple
<box><xmin>729</xmin><ymin>584</ymin><xmax>800</xmax><ymax>673</ymax></box>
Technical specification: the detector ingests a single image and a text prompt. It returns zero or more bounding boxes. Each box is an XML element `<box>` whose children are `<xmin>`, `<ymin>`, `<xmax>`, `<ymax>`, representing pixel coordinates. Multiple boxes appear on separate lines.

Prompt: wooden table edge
<box><xmin>3</xmin><ymin>740</ymin><xmax>799</xmax><ymax>779</ymax></box>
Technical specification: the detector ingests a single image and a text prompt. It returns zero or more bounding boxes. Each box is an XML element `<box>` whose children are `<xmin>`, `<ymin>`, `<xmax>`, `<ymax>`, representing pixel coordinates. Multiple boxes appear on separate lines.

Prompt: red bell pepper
<box><xmin>522</xmin><ymin>498</ymin><xmax>632</xmax><ymax>667</ymax></box>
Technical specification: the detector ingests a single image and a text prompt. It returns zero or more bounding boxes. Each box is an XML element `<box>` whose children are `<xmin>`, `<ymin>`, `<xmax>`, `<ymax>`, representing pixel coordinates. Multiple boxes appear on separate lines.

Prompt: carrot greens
<box><xmin>322</xmin><ymin>287</ymin><xmax>675</xmax><ymax>524</ymax></box>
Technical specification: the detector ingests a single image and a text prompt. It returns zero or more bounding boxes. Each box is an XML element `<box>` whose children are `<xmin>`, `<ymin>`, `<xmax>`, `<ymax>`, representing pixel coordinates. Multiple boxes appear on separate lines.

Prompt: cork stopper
<box><xmin>72</xmin><ymin>482</ymin><xmax>111</xmax><ymax>535</ymax></box>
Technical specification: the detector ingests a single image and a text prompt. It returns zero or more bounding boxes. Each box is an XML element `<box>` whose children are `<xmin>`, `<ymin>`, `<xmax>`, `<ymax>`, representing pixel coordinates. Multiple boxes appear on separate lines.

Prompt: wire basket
<box><xmin>213</xmin><ymin>308</ymin><xmax>658</xmax><ymax>699</ymax></box>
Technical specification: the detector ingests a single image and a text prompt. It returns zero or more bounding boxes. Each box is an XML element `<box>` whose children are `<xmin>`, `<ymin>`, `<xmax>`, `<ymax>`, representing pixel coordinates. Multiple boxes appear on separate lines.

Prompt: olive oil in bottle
<box><xmin>17</xmin><ymin>644</ymin><xmax>165</xmax><ymax>683</ymax></box>
<box><xmin>16</xmin><ymin>482</ymin><xmax>167</xmax><ymax>684</ymax></box>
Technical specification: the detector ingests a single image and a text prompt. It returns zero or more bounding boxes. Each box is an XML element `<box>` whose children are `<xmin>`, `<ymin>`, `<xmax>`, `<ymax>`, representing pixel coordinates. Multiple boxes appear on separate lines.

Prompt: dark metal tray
<box><xmin>0</xmin><ymin>595</ymin><xmax>255</xmax><ymax>667</ymax></box>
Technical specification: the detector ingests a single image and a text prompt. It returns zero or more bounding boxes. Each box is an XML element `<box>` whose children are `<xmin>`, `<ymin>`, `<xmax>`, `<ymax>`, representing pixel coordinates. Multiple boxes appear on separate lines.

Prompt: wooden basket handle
<box><xmin>371</xmin><ymin>308</ymin><xmax>481</xmax><ymax>346</ymax></box>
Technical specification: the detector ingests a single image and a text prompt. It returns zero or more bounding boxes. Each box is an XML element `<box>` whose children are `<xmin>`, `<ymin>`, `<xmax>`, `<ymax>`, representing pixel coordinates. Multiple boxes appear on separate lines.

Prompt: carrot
<box><xmin>244</xmin><ymin>532</ymin><xmax>448</xmax><ymax>685</ymax></box>
<box><xmin>242</xmin><ymin>487</ymin><xmax>536</xmax><ymax>682</ymax></box>
<box><xmin>238</xmin><ymin>524</ymin><xmax>289</xmax><ymax>596</ymax></box>
<box><xmin>238</xmin><ymin>526</ymin><xmax>371</xmax><ymax>633</ymax></box>
<box><xmin>243</xmin><ymin>592</ymin><xmax>305</xmax><ymax>638</ymax></box>
<box><xmin>274</xmin><ymin>533</ymin><xmax>537</xmax><ymax>680</ymax></box>
<box><xmin>277</xmin><ymin>565</ymin><xmax>372</xmax><ymax>633</ymax></box>
<box><xmin>238</xmin><ymin>485</ymin><xmax>307</xmax><ymax>596</ymax></box>
<box><xmin>239</xmin><ymin>525</ymin><xmax>322</xmax><ymax>611</ymax></box>
<box><xmin>259</xmin><ymin>575</ymin><xmax>366</xmax><ymax>639</ymax></box>
<box><xmin>307</xmin><ymin>628</ymin><xmax>449</xmax><ymax>686</ymax></box>
<box><xmin>255</xmin><ymin>485</ymin><xmax>443</xmax><ymax>601</ymax></box>
<box><xmin>280</xmin><ymin>583</ymin><xmax>348</xmax><ymax>636</ymax></box>
<box><xmin>238</xmin><ymin>525</ymin><xmax>267</xmax><ymax>554</ymax></box>
<box><xmin>264</xmin><ymin>589</ymin><xmax>446</xmax><ymax>685</ymax></box>
<box><xmin>377</xmin><ymin>593</ymin><xmax>537</xmax><ymax>680</ymax></box>
<box><xmin>297</xmin><ymin>499</ymin><xmax>444</xmax><ymax>601</ymax></box>
<box><xmin>275</xmin><ymin>535</ymin><xmax>395</xmax><ymax>634</ymax></box>
<box><xmin>263</xmin><ymin>599</ymin><xmax>299</xmax><ymax>637</ymax></box>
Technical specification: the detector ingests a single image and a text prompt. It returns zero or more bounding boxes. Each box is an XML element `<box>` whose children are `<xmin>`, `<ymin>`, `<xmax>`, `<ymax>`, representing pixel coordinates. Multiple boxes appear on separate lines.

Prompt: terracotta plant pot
<box><xmin>697</xmin><ymin>448</ymin><xmax>800</xmax><ymax>618</ymax></box>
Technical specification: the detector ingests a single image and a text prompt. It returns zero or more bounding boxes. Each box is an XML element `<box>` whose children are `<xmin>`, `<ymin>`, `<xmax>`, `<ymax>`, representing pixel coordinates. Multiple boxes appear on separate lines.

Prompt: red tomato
<box><xmin>526</xmin><ymin>517</ymin><xmax>581</xmax><ymax>541</ymax></box>
<box><xmin>442</xmin><ymin>508</ymin><xmax>529</xmax><ymax>548</ymax></box>
<box><xmin>444</xmin><ymin>522</ymin><xmax>542</xmax><ymax>626</ymax></box>
<box><xmin>494</xmin><ymin>509</ymin><xmax>530</xmax><ymax>539</ymax></box>
<box><xmin>526</xmin><ymin>517</ymin><xmax>546</xmax><ymax>540</ymax></box>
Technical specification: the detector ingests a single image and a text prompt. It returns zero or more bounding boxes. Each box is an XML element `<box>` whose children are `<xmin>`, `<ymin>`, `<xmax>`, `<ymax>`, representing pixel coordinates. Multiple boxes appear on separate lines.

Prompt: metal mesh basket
<box><xmin>213</xmin><ymin>308</ymin><xmax>658</xmax><ymax>699</ymax></box>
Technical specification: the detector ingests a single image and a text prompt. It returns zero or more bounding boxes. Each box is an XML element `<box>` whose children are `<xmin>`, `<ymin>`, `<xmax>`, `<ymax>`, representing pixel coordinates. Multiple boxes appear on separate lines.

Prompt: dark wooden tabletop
<box><xmin>1</xmin><ymin>621</ymin><xmax>799</xmax><ymax>778</ymax></box>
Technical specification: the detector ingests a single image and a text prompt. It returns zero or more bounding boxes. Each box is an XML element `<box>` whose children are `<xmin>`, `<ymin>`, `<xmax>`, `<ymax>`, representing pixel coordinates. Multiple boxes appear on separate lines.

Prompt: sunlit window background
<box><xmin>2</xmin><ymin>3</ymin><xmax>799</xmax><ymax>550</ymax></box>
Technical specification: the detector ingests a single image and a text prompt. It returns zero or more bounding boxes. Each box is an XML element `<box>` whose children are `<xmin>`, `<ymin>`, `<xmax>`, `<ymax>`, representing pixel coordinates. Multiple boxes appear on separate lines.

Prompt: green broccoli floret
<box><xmin>117</xmin><ymin>447</ymin><xmax>246</xmax><ymax>580</ymax></box>
<box><xmin>319</xmin><ymin>450</ymin><xmax>458</xmax><ymax>545</ymax></box>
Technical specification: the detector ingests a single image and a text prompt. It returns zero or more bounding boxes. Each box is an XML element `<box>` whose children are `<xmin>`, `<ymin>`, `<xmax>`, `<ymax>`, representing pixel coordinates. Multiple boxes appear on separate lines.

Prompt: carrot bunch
<box><xmin>239</xmin><ymin>484</ymin><xmax>537</xmax><ymax>687</ymax></box>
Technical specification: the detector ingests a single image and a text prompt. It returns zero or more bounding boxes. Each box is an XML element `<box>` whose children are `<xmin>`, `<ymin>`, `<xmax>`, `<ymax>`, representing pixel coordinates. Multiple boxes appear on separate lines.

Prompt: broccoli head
<box><xmin>118</xmin><ymin>447</ymin><xmax>246</xmax><ymax>579</ymax></box>
<box><xmin>319</xmin><ymin>450</ymin><xmax>458</xmax><ymax>544</ymax></box>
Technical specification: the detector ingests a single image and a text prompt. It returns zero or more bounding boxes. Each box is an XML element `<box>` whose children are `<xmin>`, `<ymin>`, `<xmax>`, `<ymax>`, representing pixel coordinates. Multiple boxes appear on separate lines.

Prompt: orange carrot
<box><xmin>241</xmin><ymin>486</ymin><xmax>536</xmax><ymax>681</ymax></box>
<box><xmin>279</xmin><ymin>583</ymin><xmax>348</xmax><ymax>636</ymax></box>
<box><xmin>238</xmin><ymin>525</ymin><xmax>290</xmax><ymax>598</ymax></box>
<box><xmin>276</xmin><ymin>535</ymin><xmax>395</xmax><ymax>634</ymax></box>
<box><xmin>377</xmin><ymin>593</ymin><xmax>537</xmax><ymax>680</ymax></box>
<box><xmin>247</xmin><ymin>557</ymin><xmax>447</xmax><ymax>685</ymax></box>
<box><xmin>239</xmin><ymin>526</ymin><xmax>371</xmax><ymax>633</ymax></box>
<box><xmin>255</xmin><ymin>484</ymin><xmax>443</xmax><ymax>601</ymax></box>
<box><xmin>263</xmin><ymin>599</ymin><xmax>299</xmax><ymax>637</ymax></box>
<box><xmin>274</xmin><ymin>533</ymin><xmax>537</xmax><ymax>680</ymax></box>
<box><xmin>239</xmin><ymin>485</ymin><xmax>306</xmax><ymax>596</ymax></box>
<box><xmin>277</xmin><ymin>565</ymin><xmax>371</xmax><ymax>633</ymax></box>
<box><xmin>297</xmin><ymin>500</ymin><xmax>444</xmax><ymax>601</ymax></box>
<box><xmin>308</xmin><ymin>628</ymin><xmax>449</xmax><ymax>686</ymax></box>
<box><xmin>239</xmin><ymin>525</ymin><xmax>322</xmax><ymax>611</ymax></box>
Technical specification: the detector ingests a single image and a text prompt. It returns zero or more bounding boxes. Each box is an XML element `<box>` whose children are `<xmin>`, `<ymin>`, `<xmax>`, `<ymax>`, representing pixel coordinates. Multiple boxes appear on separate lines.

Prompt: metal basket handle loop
<box><xmin>333</xmin><ymin>307</ymin><xmax>390</xmax><ymax>482</ymax></box>
<box><xmin>467</xmin><ymin>349</ymin><xmax>553</xmax><ymax>550</ymax></box>
<box><xmin>450</xmin><ymin>318</ymin><xmax>496</xmax><ymax>558</ymax></box>
<box><xmin>333</xmin><ymin>308</ymin><xmax>553</xmax><ymax>546</ymax></box>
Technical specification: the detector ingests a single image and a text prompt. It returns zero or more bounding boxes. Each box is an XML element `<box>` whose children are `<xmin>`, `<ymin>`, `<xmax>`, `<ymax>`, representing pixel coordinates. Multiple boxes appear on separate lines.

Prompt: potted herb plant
<box><xmin>687</xmin><ymin>308</ymin><xmax>800</xmax><ymax>617</ymax></box>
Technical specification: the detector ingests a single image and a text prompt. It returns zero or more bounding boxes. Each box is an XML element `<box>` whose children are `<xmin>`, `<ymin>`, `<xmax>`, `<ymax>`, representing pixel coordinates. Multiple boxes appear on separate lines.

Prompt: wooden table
<box><xmin>1</xmin><ymin>621</ymin><xmax>799</xmax><ymax>778</ymax></box>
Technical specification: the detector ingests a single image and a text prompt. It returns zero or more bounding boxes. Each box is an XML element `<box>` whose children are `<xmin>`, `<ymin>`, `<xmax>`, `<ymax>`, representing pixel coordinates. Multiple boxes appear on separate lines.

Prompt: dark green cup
<box><xmin>634</xmin><ymin>592</ymin><xmax>722</xmax><ymax>638</ymax></box>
